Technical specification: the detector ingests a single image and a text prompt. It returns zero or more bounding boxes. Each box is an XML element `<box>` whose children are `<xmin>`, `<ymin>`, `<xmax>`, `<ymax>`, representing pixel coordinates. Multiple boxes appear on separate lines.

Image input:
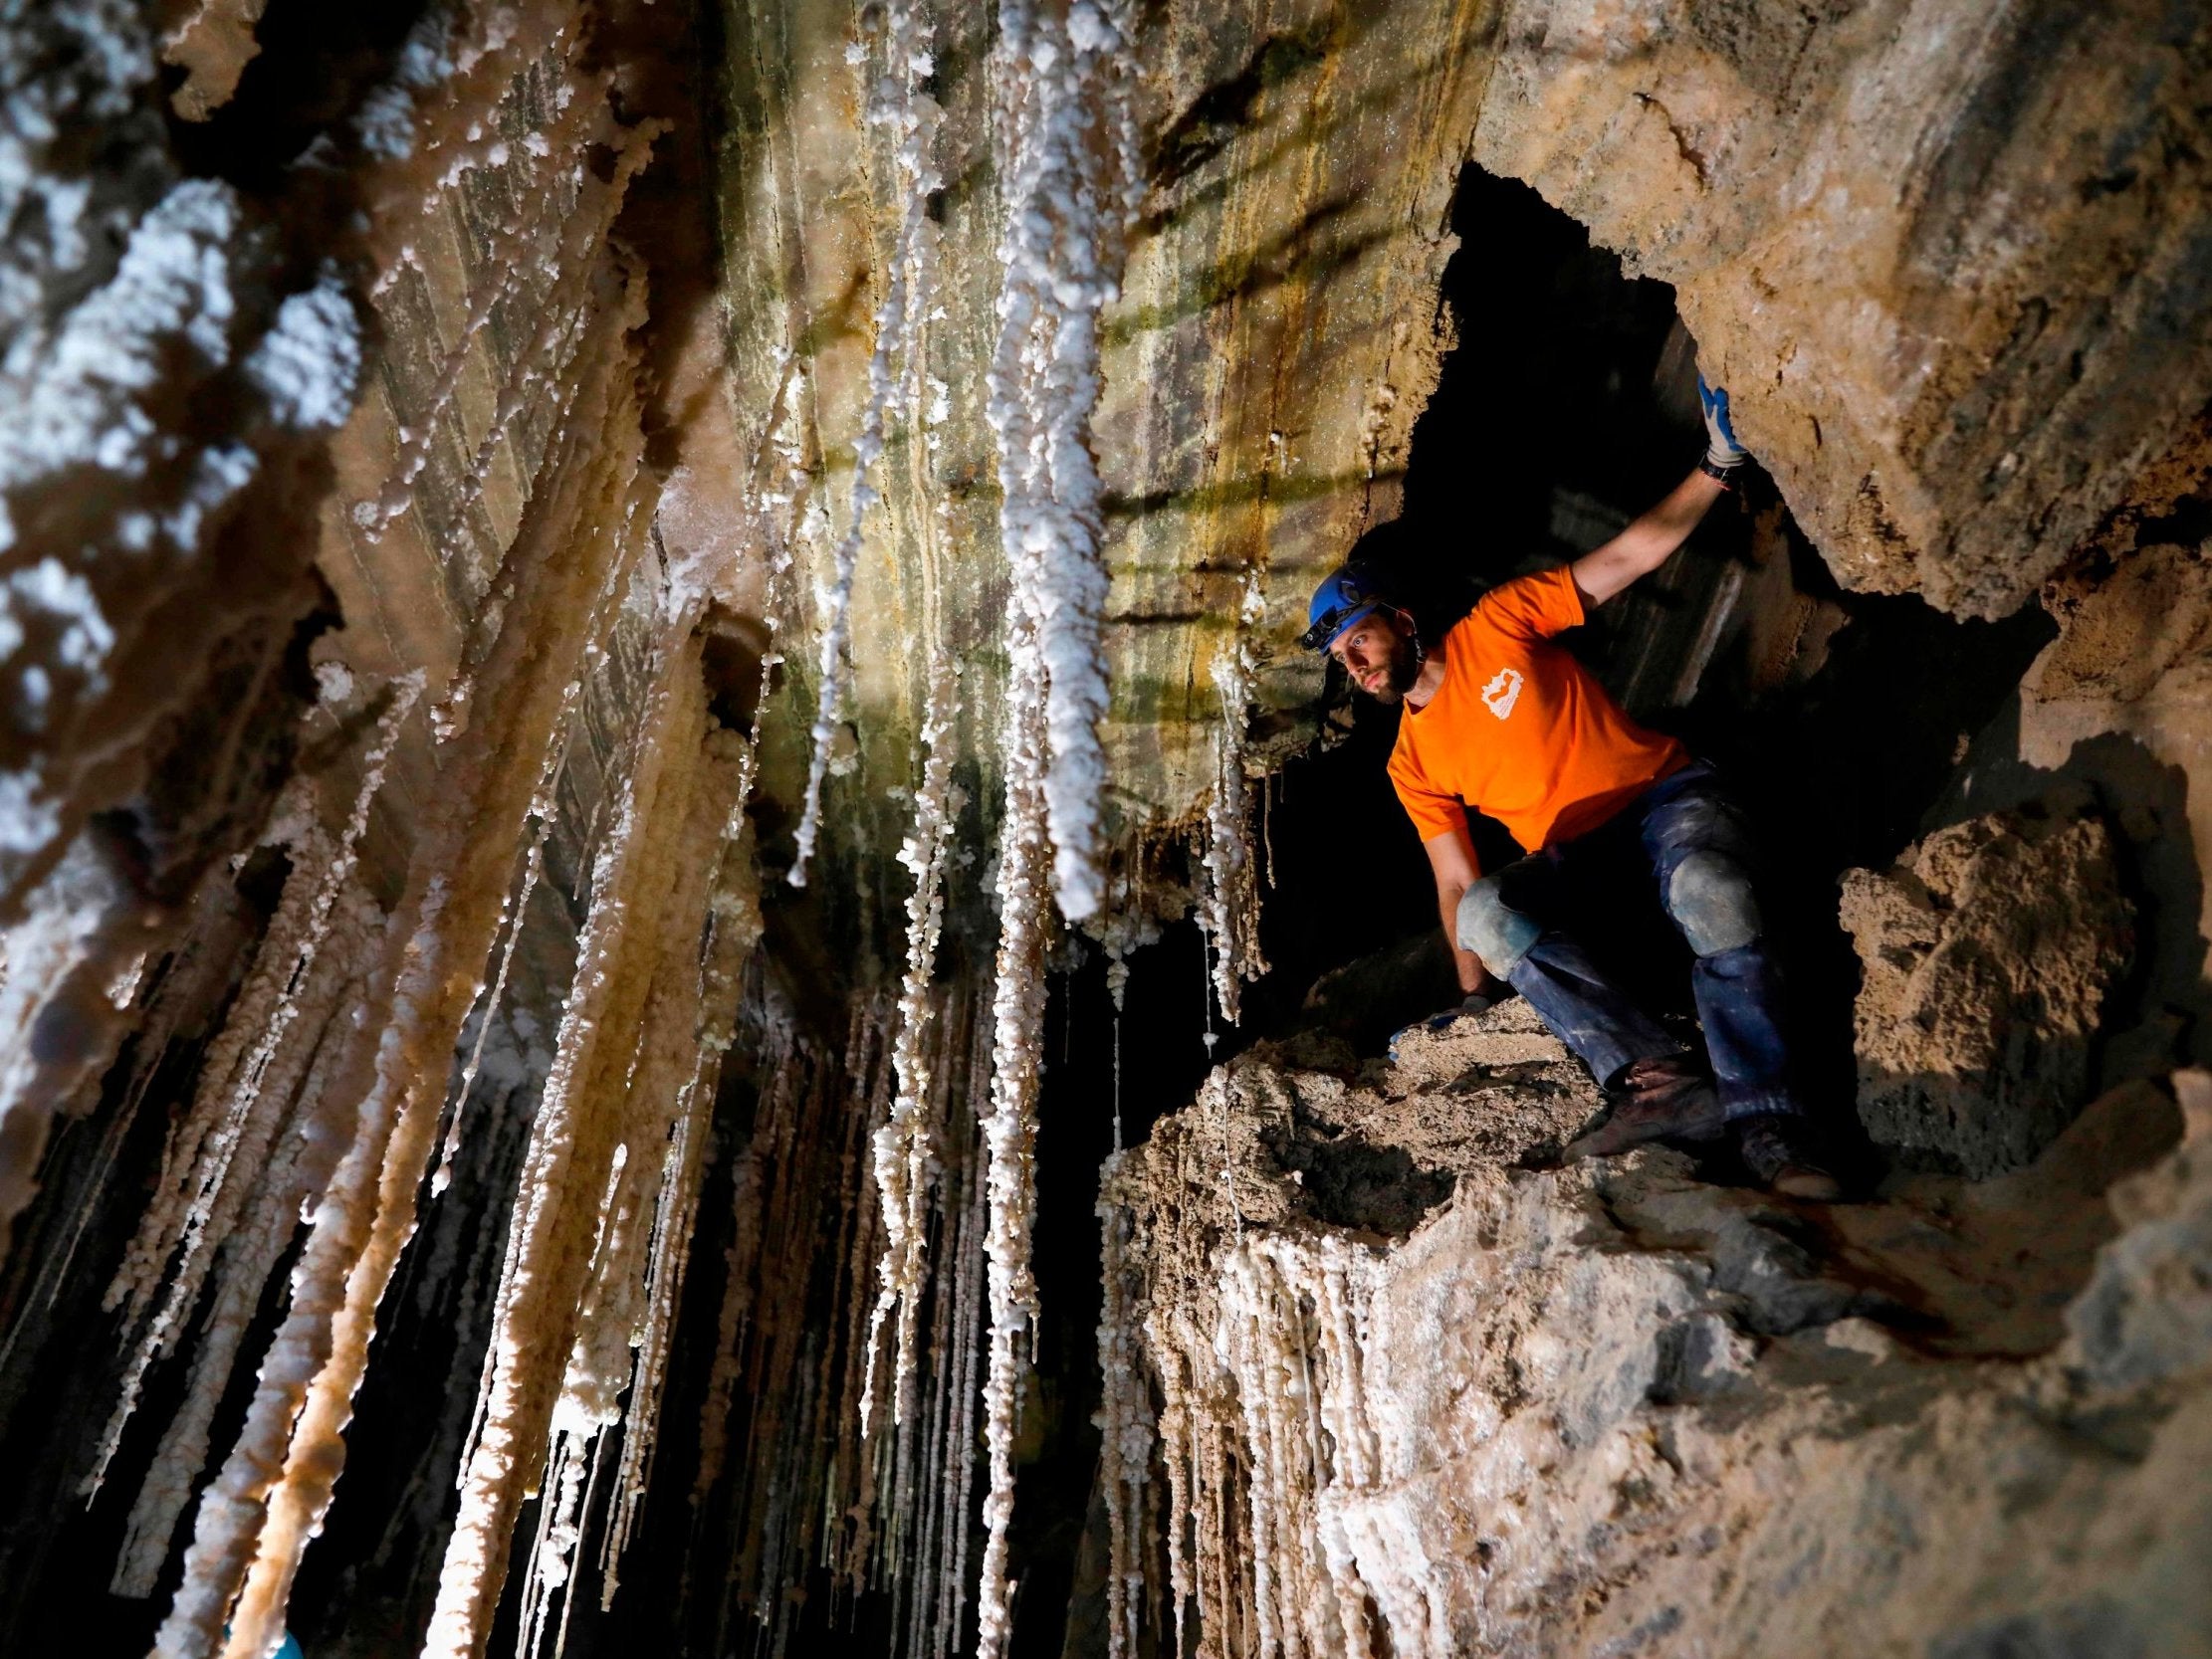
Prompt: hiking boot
<box><xmin>1734</xmin><ymin>1114</ymin><xmax>1844</xmax><ymax>1200</ymax></box>
<box><xmin>1564</xmin><ymin>1054</ymin><xmax>1728</xmax><ymax>1161</ymax></box>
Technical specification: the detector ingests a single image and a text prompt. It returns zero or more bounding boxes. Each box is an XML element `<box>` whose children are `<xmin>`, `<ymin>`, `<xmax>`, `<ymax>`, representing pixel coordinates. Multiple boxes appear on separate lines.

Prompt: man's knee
<box><xmin>1666</xmin><ymin>848</ymin><xmax>1761</xmax><ymax>955</ymax></box>
<box><xmin>1457</xmin><ymin>877</ymin><xmax>1542</xmax><ymax>977</ymax></box>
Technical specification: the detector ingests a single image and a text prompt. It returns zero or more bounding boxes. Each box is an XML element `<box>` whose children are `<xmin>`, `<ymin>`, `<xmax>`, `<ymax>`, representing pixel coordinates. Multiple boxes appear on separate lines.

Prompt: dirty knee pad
<box><xmin>1457</xmin><ymin>879</ymin><xmax>1541</xmax><ymax>978</ymax></box>
<box><xmin>1666</xmin><ymin>848</ymin><xmax>1761</xmax><ymax>956</ymax></box>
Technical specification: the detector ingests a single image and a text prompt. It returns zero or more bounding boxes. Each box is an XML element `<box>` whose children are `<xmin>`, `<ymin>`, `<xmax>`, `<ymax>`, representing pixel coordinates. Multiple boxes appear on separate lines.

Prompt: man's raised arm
<box><xmin>1571</xmin><ymin>375</ymin><xmax>1748</xmax><ymax>608</ymax></box>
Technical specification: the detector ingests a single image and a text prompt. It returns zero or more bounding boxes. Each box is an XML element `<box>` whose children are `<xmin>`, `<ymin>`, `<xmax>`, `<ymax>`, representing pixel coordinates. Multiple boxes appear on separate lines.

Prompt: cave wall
<box><xmin>702</xmin><ymin>0</ymin><xmax>1505</xmax><ymax>890</ymax></box>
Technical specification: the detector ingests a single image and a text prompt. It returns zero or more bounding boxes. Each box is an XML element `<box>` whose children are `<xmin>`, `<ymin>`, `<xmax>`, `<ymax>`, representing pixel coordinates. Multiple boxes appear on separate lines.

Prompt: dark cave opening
<box><xmin>1203</xmin><ymin>164</ymin><xmax>2061</xmax><ymax>1114</ymax></box>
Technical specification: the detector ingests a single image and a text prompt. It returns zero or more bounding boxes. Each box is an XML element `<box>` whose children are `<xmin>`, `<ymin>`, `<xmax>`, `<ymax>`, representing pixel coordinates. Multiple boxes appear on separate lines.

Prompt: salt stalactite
<box><xmin>112</xmin><ymin>891</ymin><xmax>386</xmax><ymax>1598</ymax></box>
<box><xmin>686</xmin><ymin>1015</ymin><xmax>795</xmax><ymax>1522</ymax></box>
<box><xmin>862</xmin><ymin>666</ymin><xmax>960</xmax><ymax>1436</ymax></box>
<box><xmin>425</xmin><ymin>626</ymin><xmax>715</xmax><ymax>1659</ymax></box>
<box><xmin>152</xmin><ymin>229</ymin><xmax>660</xmax><ymax>1659</ymax></box>
<box><xmin>984</xmin><ymin>0</ymin><xmax>1144</xmax><ymax>923</ymax></box>
<box><xmin>968</xmin><ymin>0</ymin><xmax>1144</xmax><ymax>1642</ymax></box>
<box><xmin>1110</xmin><ymin>953</ymin><xmax>1127</xmax><ymax>1146</ymax></box>
<box><xmin>600</xmin><ymin>757</ymin><xmax>766</xmax><ymax>1598</ymax></box>
<box><xmin>974</xmin><ymin>615</ymin><xmax>1052</xmax><ymax>1659</ymax></box>
<box><xmin>869</xmin><ymin>982</ymin><xmax>977</xmax><ymax>1606</ymax></box>
<box><xmin>913</xmin><ymin>997</ymin><xmax>991</xmax><ymax>1659</ymax></box>
<box><xmin>1094</xmin><ymin>1163</ymin><xmax>1155</xmax><ymax>1659</ymax></box>
<box><xmin>431</xmin><ymin>663</ymin><xmax>592</xmax><ymax>1196</ymax></box>
<box><xmin>1119</xmin><ymin>1202</ymin><xmax>1459</xmax><ymax>1659</ymax></box>
<box><xmin>508</xmin><ymin>715</ymin><xmax>759</xmax><ymax>1646</ymax></box>
<box><xmin>86</xmin><ymin>674</ymin><xmax>421</xmax><ymax>1495</ymax></box>
<box><xmin>1201</xmin><ymin>575</ymin><xmax>1271</xmax><ymax>1026</ymax></box>
<box><xmin>100</xmin><ymin>809</ymin><xmax>328</xmax><ymax>1335</ymax></box>
<box><xmin>1152</xmin><ymin>1345</ymin><xmax>1197</xmax><ymax>1659</ymax></box>
<box><xmin>1087</xmin><ymin>877</ymin><xmax>1158</xmax><ymax>1150</ymax></box>
<box><xmin>431</xmin><ymin>833</ymin><xmax>544</xmax><ymax>1196</ymax></box>
<box><xmin>789</xmin><ymin>0</ymin><xmax>943</xmax><ymax>886</ymax></box>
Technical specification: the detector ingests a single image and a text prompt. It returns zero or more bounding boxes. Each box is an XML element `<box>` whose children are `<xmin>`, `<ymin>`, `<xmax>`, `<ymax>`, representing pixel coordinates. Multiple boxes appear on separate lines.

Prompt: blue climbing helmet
<box><xmin>1301</xmin><ymin>561</ymin><xmax>1396</xmax><ymax>652</ymax></box>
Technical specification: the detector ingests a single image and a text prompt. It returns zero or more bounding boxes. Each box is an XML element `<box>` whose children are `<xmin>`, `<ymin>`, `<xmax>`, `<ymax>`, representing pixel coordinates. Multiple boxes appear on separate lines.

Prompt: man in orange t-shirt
<box><xmin>1302</xmin><ymin>378</ymin><xmax>1837</xmax><ymax>1198</ymax></box>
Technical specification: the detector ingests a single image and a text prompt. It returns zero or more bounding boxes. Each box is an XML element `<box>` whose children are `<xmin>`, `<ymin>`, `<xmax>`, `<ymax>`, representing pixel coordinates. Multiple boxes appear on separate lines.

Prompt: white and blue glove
<box><xmin>1425</xmin><ymin>989</ymin><xmax>1501</xmax><ymax>1033</ymax></box>
<box><xmin>1697</xmin><ymin>372</ymin><xmax>1748</xmax><ymax>474</ymax></box>
<box><xmin>1387</xmin><ymin>989</ymin><xmax>1506</xmax><ymax>1064</ymax></box>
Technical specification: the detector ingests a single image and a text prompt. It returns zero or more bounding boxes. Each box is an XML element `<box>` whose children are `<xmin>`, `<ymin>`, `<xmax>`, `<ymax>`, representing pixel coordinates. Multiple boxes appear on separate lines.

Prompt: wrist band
<box><xmin>1698</xmin><ymin>455</ymin><xmax>1741</xmax><ymax>489</ymax></box>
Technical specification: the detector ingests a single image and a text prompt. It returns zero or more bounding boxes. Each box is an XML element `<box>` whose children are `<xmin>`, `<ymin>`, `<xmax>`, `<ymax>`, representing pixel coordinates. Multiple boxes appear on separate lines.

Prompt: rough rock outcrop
<box><xmin>1472</xmin><ymin>0</ymin><xmax>2212</xmax><ymax>619</ymax></box>
<box><xmin>2019</xmin><ymin>529</ymin><xmax>2212</xmax><ymax>964</ymax></box>
<box><xmin>0</xmin><ymin>3</ymin><xmax>368</xmax><ymax>1232</ymax></box>
<box><xmin>1841</xmin><ymin>799</ymin><xmax>2134</xmax><ymax>1176</ymax></box>
<box><xmin>1107</xmin><ymin>1006</ymin><xmax>2212</xmax><ymax>1657</ymax></box>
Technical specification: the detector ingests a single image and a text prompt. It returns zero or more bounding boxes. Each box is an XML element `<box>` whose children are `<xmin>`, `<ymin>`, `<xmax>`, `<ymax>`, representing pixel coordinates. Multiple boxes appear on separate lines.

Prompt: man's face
<box><xmin>1329</xmin><ymin>610</ymin><xmax>1418</xmax><ymax>705</ymax></box>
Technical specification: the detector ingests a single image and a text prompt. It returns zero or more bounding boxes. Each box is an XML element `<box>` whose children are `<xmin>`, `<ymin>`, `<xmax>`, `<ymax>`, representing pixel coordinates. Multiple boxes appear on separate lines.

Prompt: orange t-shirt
<box><xmin>1388</xmin><ymin>566</ymin><xmax>1686</xmax><ymax>866</ymax></box>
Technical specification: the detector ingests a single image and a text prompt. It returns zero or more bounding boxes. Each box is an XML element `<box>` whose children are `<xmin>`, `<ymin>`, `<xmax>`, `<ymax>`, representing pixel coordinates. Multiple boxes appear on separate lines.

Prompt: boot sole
<box><xmin>1768</xmin><ymin>1165</ymin><xmax>1845</xmax><ymax>1201</ymax></box>
<box><xmin>1563</xmin><ymin>1106</ymin><xmax>1729</xmax><ymax>1162</ymax></box>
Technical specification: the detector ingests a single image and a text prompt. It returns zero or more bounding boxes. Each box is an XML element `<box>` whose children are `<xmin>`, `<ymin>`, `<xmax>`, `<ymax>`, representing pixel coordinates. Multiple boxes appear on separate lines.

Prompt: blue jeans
<box><xmin>1456</xmin><ymin>763</ymin><xmax>1800</xmax><ymax>1119</ymax></box>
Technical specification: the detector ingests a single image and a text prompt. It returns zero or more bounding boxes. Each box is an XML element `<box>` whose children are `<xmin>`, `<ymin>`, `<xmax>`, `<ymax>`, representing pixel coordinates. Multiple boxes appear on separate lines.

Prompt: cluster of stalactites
<box><xmin>130</xmin><ymin>25</ymin><xmax>673</xmax><ymax>1639</ymax></box>
<box><xmin>439</xmin><ymin>621</ymin><xmax>766</xmax><ymax>1659</ymax></box>
<box><xmin>122</xmin><ymin>615</ymin><xmax>768</xmax><ymax>1659</ymax></box>
<box><xmin>1134</xmin><ymin>1227</ymin><xmax>1455</xmax><ymax>1659</ymax></box>
<box><xmin>788</xmin><ymin>0</ymin><xmax>946</xmax><ymax>887</ymax></box>
<box><xmin>863</xmin><ymin>664</ymin><xmax>963</xmax><ymax>1438</ymax></box>
<box><xmin>684</xmin><ymin>984</ymin><xmax>993</xmax><ymax>1659</ymax></box>
<box><xmin>82</xmin><ymin>676</ymin><xmax>419</xmax><ymax>1599</ymax></box>
<box><xmin>413</xmin><ymin>449</ymin><xmax>796</xmax><ymax>1655</ymax></box>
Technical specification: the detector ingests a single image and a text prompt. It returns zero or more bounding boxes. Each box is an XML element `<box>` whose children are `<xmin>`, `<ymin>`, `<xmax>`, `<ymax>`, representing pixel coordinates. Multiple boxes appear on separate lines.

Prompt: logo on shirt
<box><xmin>1481</xmin><ymin>667</ymin><xmax>1523</xmax><ymax>721</ymax></box>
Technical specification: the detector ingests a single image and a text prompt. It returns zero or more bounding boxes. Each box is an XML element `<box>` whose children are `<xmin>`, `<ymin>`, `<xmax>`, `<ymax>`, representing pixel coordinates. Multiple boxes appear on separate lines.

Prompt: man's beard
<box><xmin>1360</xmin><ymin>632</ymin><xmax>1422</xmax><ymax>705</ymax></box>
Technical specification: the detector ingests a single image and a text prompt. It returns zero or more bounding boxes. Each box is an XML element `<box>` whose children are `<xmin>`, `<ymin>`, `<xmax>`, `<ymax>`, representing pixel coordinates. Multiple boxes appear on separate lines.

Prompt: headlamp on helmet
<box><xmin>1301</xmin><ymin>564</ymin><xmax>1395</xmax><ymax>653</ymax></box>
